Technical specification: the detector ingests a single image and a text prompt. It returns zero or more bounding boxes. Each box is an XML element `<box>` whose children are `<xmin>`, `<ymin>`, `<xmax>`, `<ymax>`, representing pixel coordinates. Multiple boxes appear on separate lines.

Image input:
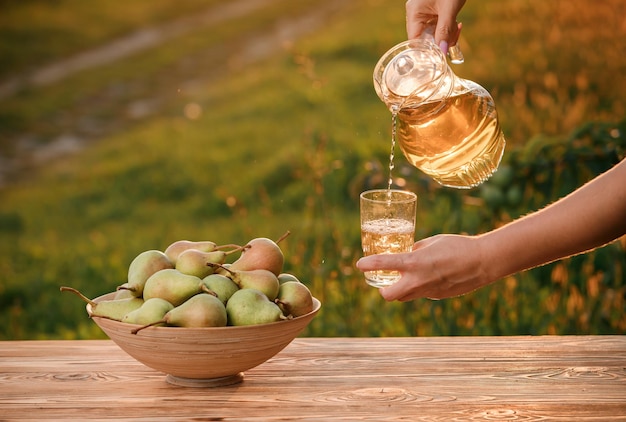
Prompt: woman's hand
<box><xmin>357</xmin><ymin>234</ymin><xmax>491</xmax><ymax>301</ymax></box>
<box><xmin>405</xmin><ymin>0</ymin><xmax>466</xmax><ymax>54</ymax></box>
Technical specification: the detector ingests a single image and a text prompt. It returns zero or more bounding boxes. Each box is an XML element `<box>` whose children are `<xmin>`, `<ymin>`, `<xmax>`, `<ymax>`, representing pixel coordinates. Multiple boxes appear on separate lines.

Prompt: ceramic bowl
<box><xmin>88</xmin><ymin>292</ymin><xmax>321</xmax><ymax>387</ymax></box>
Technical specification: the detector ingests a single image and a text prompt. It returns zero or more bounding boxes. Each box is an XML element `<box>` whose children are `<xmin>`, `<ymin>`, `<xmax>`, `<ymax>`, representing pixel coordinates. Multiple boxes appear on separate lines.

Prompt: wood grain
<box><xmin>1</xmin><ymin>336</ymin><xmax>625</xmax><ymax>421</ymax></box>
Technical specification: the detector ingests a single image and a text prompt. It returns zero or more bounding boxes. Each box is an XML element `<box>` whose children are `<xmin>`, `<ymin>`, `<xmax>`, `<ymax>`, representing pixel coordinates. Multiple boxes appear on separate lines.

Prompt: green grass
<box><xmin>0</xmin><ymin>0</ymin><xmax>624</xmax><ymax>339</ymax></box>
<box><xmin>0</xmin><ymin>0</ymin><xmax>217</xmax><ymax>80</ymax></box>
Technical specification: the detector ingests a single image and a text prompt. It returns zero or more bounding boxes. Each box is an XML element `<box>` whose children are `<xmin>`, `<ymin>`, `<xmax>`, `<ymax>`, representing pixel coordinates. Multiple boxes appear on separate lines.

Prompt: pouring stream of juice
<box><xmin>387</xmin><ymin>112</ymin><xmax>398</xmax><ymax>191</ymax></box>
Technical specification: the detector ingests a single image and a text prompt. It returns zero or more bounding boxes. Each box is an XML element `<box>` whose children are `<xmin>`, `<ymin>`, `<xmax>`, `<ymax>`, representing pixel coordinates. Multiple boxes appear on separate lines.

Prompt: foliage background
<box><xmin>0</xmin><ymin>0</ymin><xmax>624</xmax><ymax>339</ymax></box>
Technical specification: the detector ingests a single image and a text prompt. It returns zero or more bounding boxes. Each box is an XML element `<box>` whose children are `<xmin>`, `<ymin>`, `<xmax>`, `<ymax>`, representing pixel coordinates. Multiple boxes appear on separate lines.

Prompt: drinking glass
<box><xmin>360</xmin><ymin>189</ymin><xmax>417</xmax><ymax>288</ymax></box>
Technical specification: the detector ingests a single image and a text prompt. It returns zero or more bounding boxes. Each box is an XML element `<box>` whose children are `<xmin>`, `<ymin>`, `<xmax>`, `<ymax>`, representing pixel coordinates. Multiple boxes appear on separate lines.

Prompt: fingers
<box><xmin>405</xmin><ymin>0</ymin><xmax>466</xmax><ymax>58</ymax></box>
<box><xmin>406</xmin><ymin>13</ymin><xmax>437</xmax><ymax>40</ymax></box>
<box><xmin>356</xmin><ymin>254</ymin><xmax>415</xmax><ymax>301</ymax></box>
<box><xmin>364</xmin><ymin>237</ymin><xmax>443</xmax><ymax>302</ymax></box>
<box><xmin>433</xmin><ymin>20</ymin><xmax>455</xmax><ymax>53</ymax></box>
<box><xmin>356</xmin><ymin>251</ymin><xmax>412</xmax><ymax>272</ymax></box>
<box><xmin>380</xmin><ymin>273</ymin><xmax>443</xmax><ymax>302</ymax></box>
<box><xmin>357</xmin><ymin>251</ymin><xmax>421</xmax><ymax>302</ymax></box>
<box><xmin>433</xmin><ymin>0</ymin><xmax>464</xmax><ymax>43</ymax></box>
<box><xmin>379</xmin><ymin>279</ymin><xmax>409</xmax><ymax>301</ymax></box>
<box><xmin>405</xmin><ymin>0</ymin><xmax>437</xmax><ymax>39</ymax></box>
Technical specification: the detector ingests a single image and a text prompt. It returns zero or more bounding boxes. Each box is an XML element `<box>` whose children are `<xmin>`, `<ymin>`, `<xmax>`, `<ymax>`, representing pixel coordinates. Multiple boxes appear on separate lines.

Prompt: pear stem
<box><xmin>214</xmin><ymin>243</ymin><xmax>243</xmax><ymax>252</ymax></box>
<box><xmin>131</xmin><ymin>319</ymin><xmax>166</xmax><ymax>335</ymax></box>
<box><xmin>275</xmin><ymin>231</ymin><xmax>291</xmax><ymax>244</ymax></box>
<box><xmin>223</xmin><ymin>244</ymin><xmax>247</xmax><ymax>256</ymax></box>
<box><xmin>207</xmin><ymin>262</ymin><xmax>235</xmax><ymax>277</ymax></box>
<box><xmin>274</xmin><ymin>298</ymin><xmax>293</xmax><ymax>317</ymax></box>
<box><xmin>59</xmin><ymin>286</ymin><xmax>96</xmax><ymax>307</ymax></box>
<box><xmin>201</xmin><ymin>285</ymin><xmax>219</xmax><ymax>297</ymax></box>
<box><xmin>116</xmin><ymin>285</ymin><xmax>136</xmax><ymax>292</ymax></box>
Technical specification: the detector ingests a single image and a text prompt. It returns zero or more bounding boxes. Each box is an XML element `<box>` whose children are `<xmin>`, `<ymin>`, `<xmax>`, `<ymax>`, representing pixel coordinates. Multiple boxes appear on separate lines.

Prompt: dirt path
<box><xmin>0</xmin><ymin>0</ymin><xmax>353</xmax><ymax>188</ymax></box>
<box><xmin>0</xmin><ymin>0</ymin><xmax>342</xmax><ymax>98</ymax></box>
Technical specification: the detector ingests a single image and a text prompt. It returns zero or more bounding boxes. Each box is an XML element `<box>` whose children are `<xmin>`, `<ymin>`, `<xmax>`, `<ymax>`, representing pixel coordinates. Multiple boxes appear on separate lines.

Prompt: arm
<box><xmin>356</xmin><ymin>159</ymin><xmax>626</xmax><ymax>301</ymax></box>
<box><xmin>482</xmin><ymin>158</ymin><xmax>626</xmax><ymax>283</ymax></box>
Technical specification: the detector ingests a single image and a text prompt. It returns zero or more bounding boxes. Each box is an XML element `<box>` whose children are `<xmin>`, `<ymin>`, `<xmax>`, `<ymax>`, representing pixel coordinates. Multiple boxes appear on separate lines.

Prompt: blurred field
<box><xmin>0</xmin><ymin>0</ymin><xmax>624</xmax><ymax>339</ymax></box>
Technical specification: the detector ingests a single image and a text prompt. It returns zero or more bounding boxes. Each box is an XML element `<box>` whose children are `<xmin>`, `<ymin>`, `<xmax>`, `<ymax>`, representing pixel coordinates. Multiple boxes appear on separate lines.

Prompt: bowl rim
<box><xmin>88</xmin><ymin>292</ymin><xmax>321</xmax><ymax>331</ymax></box>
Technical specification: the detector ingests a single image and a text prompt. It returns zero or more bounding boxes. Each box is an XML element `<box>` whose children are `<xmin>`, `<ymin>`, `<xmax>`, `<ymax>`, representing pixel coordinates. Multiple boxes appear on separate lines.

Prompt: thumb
<box><xmin>356</xmin><ymin>252</ymin><xmax>412</xmax><ymax>272</ymax></box>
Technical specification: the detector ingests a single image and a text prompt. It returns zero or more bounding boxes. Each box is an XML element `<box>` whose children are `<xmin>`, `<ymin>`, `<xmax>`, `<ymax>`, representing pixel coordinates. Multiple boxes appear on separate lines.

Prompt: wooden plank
<box><xmin>0</xmin><ymin>337</ymin><xmax>625</xmax><ymax>421</ymax></box>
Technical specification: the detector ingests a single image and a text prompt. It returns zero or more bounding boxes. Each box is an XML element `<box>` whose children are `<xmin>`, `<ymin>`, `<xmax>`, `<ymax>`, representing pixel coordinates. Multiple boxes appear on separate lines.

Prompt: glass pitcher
<box><xmin>373</xmin><ymin>32</ymin><xmax>505</xmax><ymax>189</ymax></box>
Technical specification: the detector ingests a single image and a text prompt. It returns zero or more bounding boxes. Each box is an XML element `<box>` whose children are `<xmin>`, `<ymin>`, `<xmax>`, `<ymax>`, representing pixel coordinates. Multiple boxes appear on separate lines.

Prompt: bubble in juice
<box><xmin>361</xmin><ymin>218</ymin><xmax>414</xmax><ymax>287</ymax></box>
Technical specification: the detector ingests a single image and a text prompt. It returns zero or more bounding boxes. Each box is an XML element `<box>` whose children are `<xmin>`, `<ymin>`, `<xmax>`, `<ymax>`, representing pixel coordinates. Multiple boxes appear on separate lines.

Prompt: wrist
<box><xmin>475</xmin><ymin>231</ymin><xmax>507</xmax><ymax>285</ymax></box>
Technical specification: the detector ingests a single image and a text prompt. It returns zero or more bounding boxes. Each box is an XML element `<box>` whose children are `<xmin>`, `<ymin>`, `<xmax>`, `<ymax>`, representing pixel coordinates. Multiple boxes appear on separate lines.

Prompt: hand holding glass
<box><xmin>360</xmin><ymin>189</ymin><xmax>417</xmax><ymax>288</ymax></box>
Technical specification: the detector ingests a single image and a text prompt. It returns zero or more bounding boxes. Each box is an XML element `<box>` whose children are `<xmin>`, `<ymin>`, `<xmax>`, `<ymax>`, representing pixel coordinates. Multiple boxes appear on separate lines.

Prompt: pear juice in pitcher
<box><xmin>374</xmin><ymin>36</ymin><xmax>505</xmax><ymax>189</ymax></box>
<box><xmin>396</xmin><ymin>82</ymin><xmax>505</xmax><ymax>188</ymax></box>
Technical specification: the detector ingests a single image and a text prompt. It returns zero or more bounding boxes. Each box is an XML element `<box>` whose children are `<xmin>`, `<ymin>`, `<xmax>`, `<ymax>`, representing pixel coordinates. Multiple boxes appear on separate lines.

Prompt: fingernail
<box><xmin>439</xmin><ymin>40</ymin><xmax>449</xmax><ymax>56</ymax></box>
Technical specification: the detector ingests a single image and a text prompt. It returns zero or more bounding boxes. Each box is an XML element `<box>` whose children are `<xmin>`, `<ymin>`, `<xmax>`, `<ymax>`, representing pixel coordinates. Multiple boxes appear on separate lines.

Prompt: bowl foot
<box><xmin>165</xmin><ymin>372</ymin><xmax>244</xmax><ymax>388</ymax></box>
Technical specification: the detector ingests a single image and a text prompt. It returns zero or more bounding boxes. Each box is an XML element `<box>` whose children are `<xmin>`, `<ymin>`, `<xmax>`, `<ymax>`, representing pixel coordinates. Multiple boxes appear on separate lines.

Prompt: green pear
<box><xmin>60</xmin><ymin>286</ymin><xmax>143</xmax><ymax>321</ymax></box>
<box><xmin>142</xmin><ymin>268</ymin><xmax>213</xmax><ymax>306</ymax></box>
<box><xmin>226</xmin><ymin>288</ymin><xmax>285</xmax><ymax>326</ymax></box>
<box><xmin>162</xmin><ymin>293</ymin><xmax>226</xmax><ymax>328</ymax></box>
<box><xmin>123</xmin><ymin>297</ymin><xmax>174</xmax><ymax>326</ymax></box>
<box><xmin>175</xmin><ymin>247</ymin><xmax>243</xmax><ymax>279</ymax></box>
<box><xmin>214</xmin><ymin>264</ymin><xmax>280</xmax><ymax>301</ymax></box>
<box><xmin>113</xmin><ymin>283</ymin><xmax>136</xmax><ymax>299</ymax></box>
<box><xmin>202</xmin><ymin>274</ymin><xmax>239</xmax><ymax>305</ymax></box>
<box><xmin>277</xmin><ymin>273</ymin><xmax>300</xmax><ymax>284</ymax></box>
<box><xmin>118</xmin><ymin>250</ymin><xmax>173</xmax><ymax>297</ymax></box>
<box><xmin>132</xmin><ymin>294</ymin><xmax>227</xmax><ymax>334</ymax></box>
<box><xmin>275</xmin><ymin>281</ymin><xmax>314</xmax><ymax>318</ymax></box>
<box><xmin>228</xmin><ymin>232</ymin><xmax>290</xmax><ymax>276</ymax></box>
<box><xmin>164</xmin><ymin>240</ymin><xmax>242</xmax><ymax>265</ymax></box>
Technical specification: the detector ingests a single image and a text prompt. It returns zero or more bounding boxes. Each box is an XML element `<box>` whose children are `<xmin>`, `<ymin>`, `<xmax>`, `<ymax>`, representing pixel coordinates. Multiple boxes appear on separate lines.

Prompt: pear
<box><xmin>202</xmin><ymin>274</ymin><xmax>239</xmax><ymax>305</ymax></box>
<box><xmin>228</xmin><ymin>231</ymin><xmax>290</xmax><ymax>276</ymax></box>
<box><xmin>132</xmin><ymin>294</ymin><xmax>227</xmax><ymax>334</ymax></box>
<box><xmin>212</xmin><ymin>264</ymin><xmax>280</xmax><ymax>301</ymax></box>
<box><xmin>142</xmin><ymin>268</ymin><xmax>214</xmax><ymax>306</ymax></box>
<box><xmin>277</xmin><ymin>273</ymin><xmax>300</xmax><ymax>285</ymax></box>
<box><xmin>60</xmin><ymin>286</ymin><xmax>143</xmax><ymax>321</ymax></box>
<box><xmin>113</xmin><ymin>283</ymin><xmax>136</xmax><ymax>299</ymax></box>
<box><xmin>226</xmin><ymin>288</ymin><xmax>285</xmax><ymax>326</ymax></box>
<box><xmin>164</xmin><ymin>240</ymin><xmax>242</xmax><ymax>265</ymax></box>
<box><xmin>275</xmin><ymin>281</ymin><xmax>314</xmax><ymax>318</ymax></box>
<box><xmin>122</xmin><ymin>297</ymin><xmax>174</xmax><ymax>326</ymax></box>
<box><xmin>117</xmin><ymin>250</ymin><xmax>173</xmax><ymax>297</ymax></box>
<box><xmin>175</xmin><ymin>246</ymin><xmax>243</xmax><ymax>279</ymax></box>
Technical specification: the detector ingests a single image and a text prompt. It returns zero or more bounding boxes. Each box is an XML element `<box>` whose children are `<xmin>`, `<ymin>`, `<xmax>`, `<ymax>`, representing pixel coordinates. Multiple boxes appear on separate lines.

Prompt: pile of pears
<box><xmin>61</xmin><ymin>232</ymin><xmax>315</xmax><ymax>334</ymax></box>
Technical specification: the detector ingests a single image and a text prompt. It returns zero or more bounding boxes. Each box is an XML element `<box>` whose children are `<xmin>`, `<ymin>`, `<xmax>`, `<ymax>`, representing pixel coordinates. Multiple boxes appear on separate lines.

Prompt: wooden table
<box><xmin>1</xmin><ymin>336</ymin><xmax>625</xmax><ymax>420</ymax></box>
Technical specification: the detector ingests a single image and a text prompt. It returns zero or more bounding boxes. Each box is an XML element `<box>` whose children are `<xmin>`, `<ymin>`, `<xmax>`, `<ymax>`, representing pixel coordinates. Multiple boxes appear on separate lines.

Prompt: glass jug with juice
<box><xmin>373</xmin><ymin>31</ymin><xmax>506</xmax><ymax>189</ymax></box>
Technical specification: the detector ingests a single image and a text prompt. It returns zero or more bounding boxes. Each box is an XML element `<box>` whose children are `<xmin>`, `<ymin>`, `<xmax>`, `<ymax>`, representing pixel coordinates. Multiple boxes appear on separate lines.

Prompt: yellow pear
<box><xmin>228</xmin><ymin>232</ymin><xmax>290</xmax><ymax>276</ymax></box>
